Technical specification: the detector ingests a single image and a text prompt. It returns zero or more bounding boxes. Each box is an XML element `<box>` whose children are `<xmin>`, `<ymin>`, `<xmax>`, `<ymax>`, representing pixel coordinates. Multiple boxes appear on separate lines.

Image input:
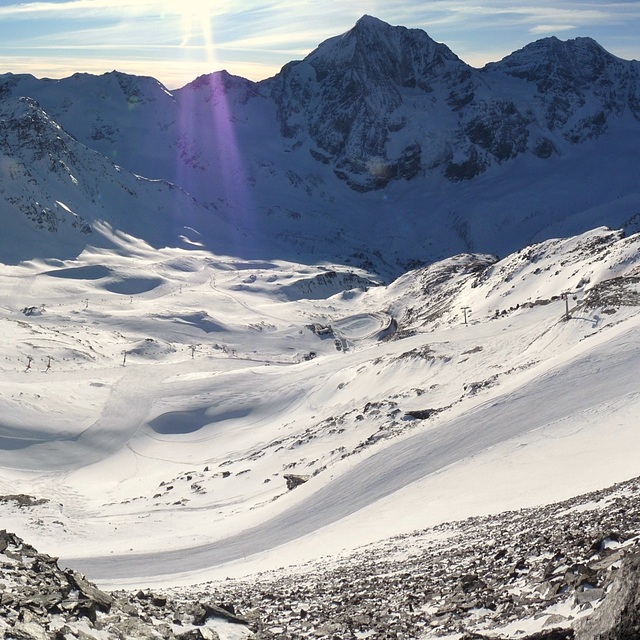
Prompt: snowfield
<box><xmin>1</xmin><ymin>18</ymin><xmax>640</xmax><ymax>638</ymax></box>
<box><xmin>0</xmin><ymin>226</ymin><xmax>638</xmax><ymax>593</ymax></box>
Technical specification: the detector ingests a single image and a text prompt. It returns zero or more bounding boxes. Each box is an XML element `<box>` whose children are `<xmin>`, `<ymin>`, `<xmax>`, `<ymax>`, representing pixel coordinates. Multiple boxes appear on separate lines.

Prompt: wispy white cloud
<box><xmin>0</xmin><ymin>0</ymin><xmax>639</xmax><ymax>85</ymax></box>
<box><xmin>0</xmin><ymin>0</ymin><xmax>156</xmax><ymax>19</ymax></box>
<box><xmin>399</xmin><ymin>3</ymin><xmax>610</xmax><ymax>29</ymax></box>
<box><xmin>530</xmin><ymin>23</ymin><xmax>577</xmax><ymax>34</ymax></box>
<box><xmin>384</xmin><ymin>1</ymin><xmax>640</xmax><ymax>34</ymax></box>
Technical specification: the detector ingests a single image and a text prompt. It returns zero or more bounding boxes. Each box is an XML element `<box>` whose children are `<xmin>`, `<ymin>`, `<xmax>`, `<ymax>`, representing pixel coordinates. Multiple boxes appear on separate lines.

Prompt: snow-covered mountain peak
<box><xmin>488</xmin><ymin>35</ymin><xmax>627</xmax><ymax>87</ymax></box>
<box><xmin>353</xmin><ymin>14</ymin><xmax>387</xmax><ymax>30</ymax></box>
<box><xmin>0</xmin><ymin>16</ymin><xmax>639</xmax><ymax>273</ymax></box>
<box><xmin>305</xmin><ymin>14</ymin><xmax>463</xmax><ymax>87</ymax></box>
<box><xmin>262</xmin><ymin>17</ymin><xmax>639</xmax><ymax>193</ymax></box>
<box><xmin>266</xmin><ymin>16</ymin><xmax>471</xmax><ymax>190</ymax></box>
<box><xmin>93</xmin><ymin>69</ymin><xmax>174</xmax><ymax>103</ymax></box>
<box><xmin>180</xmin><ymin>69</ymin><xmax>259</xmax><ymax>105</ymax></box>
<box><xmin>483</xmin><ymin>34</ymin><xmax>640</xmax><ymax>145</ymax></box>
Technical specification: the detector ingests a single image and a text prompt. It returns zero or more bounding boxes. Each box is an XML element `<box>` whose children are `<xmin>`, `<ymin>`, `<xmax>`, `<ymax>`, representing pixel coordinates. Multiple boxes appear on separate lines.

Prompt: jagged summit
<box><xmin>353</xmin><ymin>14</ymin><xmax>387</xmax><ymax>28</ymax></box>
<box><xmin>265</xmin><ymin>16</ymin><xmax>636</xmax><ymax>192</ymax></box>
<box><xmin>308</xmin><ymin>14</ymin><xmax>462</xmax><ymax>79</ymax></box>
<box><xmin>181</xmin><ymin>68</ymin><xmax>259</xmax><ymax>104</ymax></box>
<box><xmin>488</xmin><ymin>35</ymin><xmax>625</xmax><ymax>87</ymax></box>
<box><xmin>483</xmin><ymin>33</ymin><xmax>640</xmax><ymax>134</ymax></box>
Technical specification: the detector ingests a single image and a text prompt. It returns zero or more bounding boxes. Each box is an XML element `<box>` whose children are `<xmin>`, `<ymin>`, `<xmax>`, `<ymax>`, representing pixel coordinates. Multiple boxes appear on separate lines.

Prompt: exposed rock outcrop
<box><xmin>574</xmin><ymin>551</ymin><xmax>640</xmax><ymax>640</ymax></box>
<box><xmin>0</xmin><ymin>529</ymin><xmax>254</xmax><ymax>639</ymax></box>
<box><xmin>2</xmin><ymin>474</ymin><xmax>640</xmax><ymax>639</ymax></box>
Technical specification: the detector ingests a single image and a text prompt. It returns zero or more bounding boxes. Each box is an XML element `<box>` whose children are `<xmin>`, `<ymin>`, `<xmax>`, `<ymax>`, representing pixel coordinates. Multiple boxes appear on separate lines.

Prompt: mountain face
<box><xmin>0</xmin><ymin>92</ymin><xmax>238</xmax><ymax>264</ymax></box>
<box><xmin>267</xmin><ymin>17</ymin><xmax>640</xmax><ymax>188</ymax></box>
<box><xmin>487</xmin><ymin>36</ymin><xmax>640</xmax><ymax>144</ymax></box>
<box><xmin>0</xmin><ymin>17</ymin><xmax>639</xmax><ymax>273</ymax></box>
<box><xmin>267</xmin><ymin>15</ymin><xmax>471</xmax><ymax>190</ymax></box>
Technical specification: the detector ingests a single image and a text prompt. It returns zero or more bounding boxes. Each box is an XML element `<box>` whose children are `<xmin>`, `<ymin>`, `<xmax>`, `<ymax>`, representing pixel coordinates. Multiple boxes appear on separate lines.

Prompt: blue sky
<box><xmin>0</xmin><ymin>1</ymin><xmax>639</xmax><ymax>88</ymax></box>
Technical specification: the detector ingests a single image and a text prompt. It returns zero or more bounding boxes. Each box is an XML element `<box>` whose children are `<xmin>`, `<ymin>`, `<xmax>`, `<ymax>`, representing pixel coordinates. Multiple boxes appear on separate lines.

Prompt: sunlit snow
<box><xmin>0</xmin><ymin>226</ymin><xmax>637</xmax><ymax>592</ymax></box>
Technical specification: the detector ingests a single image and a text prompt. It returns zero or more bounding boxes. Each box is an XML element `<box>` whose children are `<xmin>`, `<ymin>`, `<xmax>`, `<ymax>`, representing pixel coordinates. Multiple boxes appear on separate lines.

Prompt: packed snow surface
<box><xmin>0</xmin><ymin>227</ymin><xmax>638</xmax><ymax>589</ymax></box>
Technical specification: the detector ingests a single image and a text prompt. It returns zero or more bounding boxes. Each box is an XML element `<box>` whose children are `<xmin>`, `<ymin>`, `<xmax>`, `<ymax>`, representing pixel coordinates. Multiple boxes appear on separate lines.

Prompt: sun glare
<box><xmin>164</xmin><ymin>0</ymin><xmax>213</xmax><ymax>48</ymax></box>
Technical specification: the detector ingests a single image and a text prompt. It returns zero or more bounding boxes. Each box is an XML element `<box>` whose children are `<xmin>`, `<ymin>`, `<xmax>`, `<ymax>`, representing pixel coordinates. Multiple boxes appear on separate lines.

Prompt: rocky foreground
<box><xmin>1</xmin><ymin>475</ymin><xmax>640</xmax><ymax>639</ymax></box>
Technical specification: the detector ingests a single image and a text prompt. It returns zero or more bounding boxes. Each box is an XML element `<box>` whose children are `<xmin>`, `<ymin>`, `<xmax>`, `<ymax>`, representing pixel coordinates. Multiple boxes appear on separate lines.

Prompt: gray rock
<box><xmin>192</xmin><ymin>602</ymin><xmax>250</xmax><ymax>626</ymax></box>
<box><xmin>66</xmin><ymin>569</ymin><xmax>113</xmax><ymax>612</ymax></box>
<box><xmin>6</xmin><ymin>621</ymin><xmax>50</xmax><ymax>640</ymax></box>
<box><xmin>176</xmin><ymin>629</ymin><xmax>221</xmax><ymax>640</ymax></box>
<box><xmin>575</xmin><ymin>552</ymin><xmax>640</xmax><ymax>640</ymax></box>
<box><xmin>283</xmin><ymin>474</ymin><xmax>309</xmax><ymax>490</ymax></box>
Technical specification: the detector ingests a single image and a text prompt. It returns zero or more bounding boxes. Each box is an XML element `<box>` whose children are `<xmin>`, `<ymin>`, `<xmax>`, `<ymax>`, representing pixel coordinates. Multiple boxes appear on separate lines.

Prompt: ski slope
<box><xmin>0</xmin><ymin>227</ymin><xmax>638</xmax><ymax>589</ymax></box>
<box><xmin>66</xmin><ymin>320</ymin><xmax>640</xmax><ymax>582</ymax></box>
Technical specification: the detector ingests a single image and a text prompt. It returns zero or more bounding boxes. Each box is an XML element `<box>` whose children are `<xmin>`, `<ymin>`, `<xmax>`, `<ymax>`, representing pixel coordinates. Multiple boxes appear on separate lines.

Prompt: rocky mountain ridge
<box><xmin>0</xmin><ymin>16</ymin><xmax>639</xmax><ymax>274</ymax></box>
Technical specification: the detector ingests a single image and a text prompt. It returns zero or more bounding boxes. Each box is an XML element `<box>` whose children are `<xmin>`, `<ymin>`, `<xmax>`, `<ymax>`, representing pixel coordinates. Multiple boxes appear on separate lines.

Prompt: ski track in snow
<box><xmin>0</xmin><ymin>227</ymin><xmax>638</xmax><ymax>588</ymax></box>
<box><xmin>65</xmin><ymin>325</ymin><xmax>640</xmax><ymax>580</ymax></box>
<box><xmin>0</xmin><ymin>365</ymin><xmax>162</xmax><ymax>471</ymax></box>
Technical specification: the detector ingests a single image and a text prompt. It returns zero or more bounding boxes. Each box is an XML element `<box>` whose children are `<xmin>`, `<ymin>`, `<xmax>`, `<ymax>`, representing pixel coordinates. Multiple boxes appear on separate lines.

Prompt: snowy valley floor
<box><xmin>0</xmin><ymin>227</ymin><xmax>638</xmax><ymax>637</ymax></box>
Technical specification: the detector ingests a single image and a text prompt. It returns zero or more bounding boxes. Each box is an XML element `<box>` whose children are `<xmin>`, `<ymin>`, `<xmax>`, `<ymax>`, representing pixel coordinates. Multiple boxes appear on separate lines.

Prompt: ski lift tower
<box><xmin>561</xmin><ymin>291</ymin><xmax>578</xmax><ymax>320</ymax></box>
